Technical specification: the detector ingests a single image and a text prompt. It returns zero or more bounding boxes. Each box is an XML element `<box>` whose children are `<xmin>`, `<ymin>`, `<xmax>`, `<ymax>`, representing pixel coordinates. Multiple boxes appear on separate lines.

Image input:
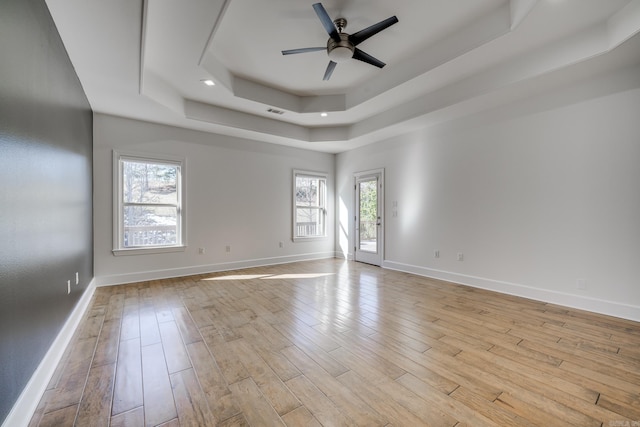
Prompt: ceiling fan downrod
<box><xmin>333</xmin><ymin>18</ymin><xmax>347</xmax><ymax>33</ymax></box>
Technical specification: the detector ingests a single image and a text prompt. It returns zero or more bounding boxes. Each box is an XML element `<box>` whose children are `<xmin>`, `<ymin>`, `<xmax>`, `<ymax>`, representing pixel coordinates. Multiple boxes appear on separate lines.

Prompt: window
<box><xmin>293</xmin><ymin>170</ymin><xmax>327</xmax><ymax>240</ymax></box>
<box><xmin>113</xmin><ymin>152</ymin><xmax>185</xmax><ymax>254</ymax></box>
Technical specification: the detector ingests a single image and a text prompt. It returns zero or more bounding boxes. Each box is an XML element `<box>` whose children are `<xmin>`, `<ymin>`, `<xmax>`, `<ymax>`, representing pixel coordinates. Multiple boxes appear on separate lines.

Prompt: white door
<box><xmin>354</xmin><ymin>170</ymin><xmax>383</xmax><ymax>266</ymax></box>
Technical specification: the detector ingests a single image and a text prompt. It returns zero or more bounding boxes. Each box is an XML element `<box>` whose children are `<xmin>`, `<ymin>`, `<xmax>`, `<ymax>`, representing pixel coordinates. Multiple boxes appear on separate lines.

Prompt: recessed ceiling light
<box><xmin>201</xmin><ymin>79</ymin><xmax>215</xmax><ymax>86</ymax></box>
<box><xmin>320</xmin><ymin>112</ymin><xmax>328</xmax><ymax>117</ymax></box>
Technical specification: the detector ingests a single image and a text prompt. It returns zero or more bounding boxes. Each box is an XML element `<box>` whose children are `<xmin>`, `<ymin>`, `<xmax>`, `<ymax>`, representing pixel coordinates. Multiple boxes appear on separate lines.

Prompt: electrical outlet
<box><xmin>457</xmin><ymin>252</ymin><xmax>464</xmax><ymax>261</ymax></box>
<box><xmin>198</xmin><ymin>247</ymin><xmax>206</xmax><ymax>254</ymax></box>
<box><xmin>225</xmin><ymin>245</ymin><xmax>231</xmax><ymax>253</ymax></box>
<box><xmin>279</xmin><ymin>241</ymin><xmax>284</xmax><ymax>248</ymax></box>
<box><xmin>434</xmin><ymin>250</ymin><xmax>440</xmax><ymax>258</ymax></box>
<box><xmin>67</xmin><ymin>280</ymin><xmax>71</xmax><ymax>294</ymax></box>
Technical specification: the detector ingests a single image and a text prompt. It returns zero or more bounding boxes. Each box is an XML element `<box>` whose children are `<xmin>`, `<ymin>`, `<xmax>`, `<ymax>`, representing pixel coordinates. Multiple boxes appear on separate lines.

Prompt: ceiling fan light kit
<box><xmin>327</xmin><ymin>33</ymin><xmax>354</xmax><ymax>63</ymax></box>
<box><xmin>282</xmin><ymin>2</ymin><xmax>398</xmax><ymax>81</ymax></box>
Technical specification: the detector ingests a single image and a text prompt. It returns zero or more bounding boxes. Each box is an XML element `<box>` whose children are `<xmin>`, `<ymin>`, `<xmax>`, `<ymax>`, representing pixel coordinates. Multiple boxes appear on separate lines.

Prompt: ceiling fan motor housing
<box><xmin>327</xmin><ymin>33</ymin><xmax>354</xmax><ymax>62</ymax></box>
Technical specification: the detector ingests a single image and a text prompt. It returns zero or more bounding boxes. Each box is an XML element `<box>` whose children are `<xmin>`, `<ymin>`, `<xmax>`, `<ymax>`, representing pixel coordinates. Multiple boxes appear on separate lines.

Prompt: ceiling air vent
<box><xmin>267</xmin><ymin>108</ymin><xmax>285</xmax><ymax>115</ymax></box>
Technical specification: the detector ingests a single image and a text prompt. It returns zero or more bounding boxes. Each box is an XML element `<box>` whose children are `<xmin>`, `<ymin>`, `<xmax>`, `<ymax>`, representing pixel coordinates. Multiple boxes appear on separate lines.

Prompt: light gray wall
<box><xmin>337</xmin><ymin>65</ymin><xmax>640</xmax><ymax>320</ymax></box>
<box><xmin>93</xmin><ymin>114</ymin><xmax>335</xmax><ymax>285</ymax></box>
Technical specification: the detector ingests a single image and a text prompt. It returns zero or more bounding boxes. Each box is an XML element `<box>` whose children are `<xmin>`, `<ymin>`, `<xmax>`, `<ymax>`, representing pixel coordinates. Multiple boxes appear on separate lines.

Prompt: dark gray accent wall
<box><xmin>0</xmin><ymin>0</ymin><xmax>93</xmax><ymax>422</ymax></box>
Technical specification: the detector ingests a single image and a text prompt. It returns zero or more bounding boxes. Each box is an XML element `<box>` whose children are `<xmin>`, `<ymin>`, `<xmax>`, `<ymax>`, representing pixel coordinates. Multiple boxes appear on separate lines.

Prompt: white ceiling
<box><xmin>45</xmin><ymin>0</ymin><xmax>640</xmax><ymax>153</ymax></box>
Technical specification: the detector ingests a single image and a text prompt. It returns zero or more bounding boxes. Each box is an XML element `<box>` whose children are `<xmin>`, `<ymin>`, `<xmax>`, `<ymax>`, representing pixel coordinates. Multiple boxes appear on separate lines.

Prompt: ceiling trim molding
<box><xmin>139</xmin><ymin>0</ymin><xmax>149</xmax><ymax>95</ymax></box>
<box><xmin>608</xmin><ymin>0</ymin><xmax>640</xmax><ymax>45</ymax></box>
<box><xmin>198</xmin><ymin>0</ymin><xmax>233</xmax><ymax>67</ymax></box>
<box><xmin>510</xmin><ymin>0</ymin><xmax>539</xmax><ymax>30</ymax></box>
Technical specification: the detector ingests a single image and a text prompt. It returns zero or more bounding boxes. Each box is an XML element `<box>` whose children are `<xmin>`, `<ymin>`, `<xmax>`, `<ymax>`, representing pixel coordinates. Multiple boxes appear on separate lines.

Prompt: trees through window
<box><xmin>294</xmin><ymin>171</ymin><xmax>327</xmax><ymax>240</ymax></box>
<box><xmin>114</xmin><ymin>153</ymin><xmax>184</xmax><ymax>252</ymax></box>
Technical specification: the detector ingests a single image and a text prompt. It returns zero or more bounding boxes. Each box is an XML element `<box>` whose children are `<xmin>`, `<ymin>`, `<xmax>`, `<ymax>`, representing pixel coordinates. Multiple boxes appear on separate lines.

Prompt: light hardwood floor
<box><xmin>29</xmin><ymin>259</ymin><xmax>640</xmax><ymax>426</ymax></box>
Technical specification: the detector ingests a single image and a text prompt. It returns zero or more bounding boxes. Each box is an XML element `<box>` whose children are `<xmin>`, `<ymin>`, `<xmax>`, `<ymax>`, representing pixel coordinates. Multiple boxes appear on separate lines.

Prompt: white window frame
<box><xmin>113</xmin><ymin>150</ymin><xmax>186</xmax><ymax>256</ymax></box>
<box><xmin>293</xmin><ymin>169</ymin><xmax>328</xmax><ymax>241</ymax></box>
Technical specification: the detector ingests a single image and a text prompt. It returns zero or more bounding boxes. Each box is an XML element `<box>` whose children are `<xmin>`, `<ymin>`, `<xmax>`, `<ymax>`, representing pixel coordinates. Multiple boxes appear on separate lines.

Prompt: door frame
<box><xmin>354</xmin><ymin>168</ymin><xmax>384</xmax><ymax>266</ymax></box>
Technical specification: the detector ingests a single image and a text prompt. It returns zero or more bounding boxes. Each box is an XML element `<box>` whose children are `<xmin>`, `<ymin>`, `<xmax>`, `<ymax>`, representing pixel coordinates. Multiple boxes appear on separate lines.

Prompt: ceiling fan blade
<box><xmin>282</xmin><ymin>47</ymin><xmax>326</xmax><ymax>55</ymax></box>
<box><xmin>348</xmin><ymin>16</ymin><xmax>398</xmax><ymax>46</ymax></box>
<box><xmin>323</xmin><ymin>61</ymin><xmax>337</xmax><ymax>81</ymax></box>
<box><xmin>352</xmin><ymin>48</ymin><xmax>386</xmax><ymax>68</ymax></box>
<box><xmin>313</xmin><ymin>3</ymin><xmax>340</xmax><ymax>42</ymax></box>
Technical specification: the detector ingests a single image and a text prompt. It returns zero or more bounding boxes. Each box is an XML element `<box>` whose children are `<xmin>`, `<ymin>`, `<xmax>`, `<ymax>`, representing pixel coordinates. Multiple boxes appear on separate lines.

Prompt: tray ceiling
<box><xmin>46</xmin><ymin>0</ymin><xmax>640</xmax><ymax>152</ymax></box>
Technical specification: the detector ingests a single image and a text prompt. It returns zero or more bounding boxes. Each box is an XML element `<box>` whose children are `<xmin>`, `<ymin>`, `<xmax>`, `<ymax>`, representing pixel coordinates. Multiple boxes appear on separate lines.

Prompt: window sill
<box><xmin>112</xmin><ymin>245</ymin><xmax>186</xmax><ymax>256</ymax></box>
<box><xmin>292</xmin><ymin>236</ymin><xmax>327</xmax><ymax>242</ymax></box>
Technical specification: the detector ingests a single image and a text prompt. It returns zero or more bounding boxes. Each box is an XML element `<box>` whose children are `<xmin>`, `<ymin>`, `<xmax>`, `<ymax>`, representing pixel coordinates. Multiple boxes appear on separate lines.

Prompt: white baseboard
<box><xmin>94</xmin><ymin>252</ymin><xmax>337</xmax><ymax>287</ymax></box>
<box><xmin>334</xmin><ymin>251</ymin><xmax>353</xmax><ymax>261</ymax></box>
<box><xmin>2</xmin><ymin>280</ymin><xmax>96</xmax><ymax>427</ymax></box>
<box><xmin>383</xmin><ymin>260</ymin><xmax>640</xmax><ymax>322</ymax></box>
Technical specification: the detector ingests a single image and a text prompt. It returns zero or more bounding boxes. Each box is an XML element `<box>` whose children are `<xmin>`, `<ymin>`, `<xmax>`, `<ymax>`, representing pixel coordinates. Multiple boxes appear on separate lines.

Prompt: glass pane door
<box><xmin>358</xmin><ymin>179</ymin><xmax>378</xmax><ymax>252</ymax></box>
<box><xmin>355</xmin><ymin>170</ymin><xmax>383</xmax><ymax>267</ymax></box>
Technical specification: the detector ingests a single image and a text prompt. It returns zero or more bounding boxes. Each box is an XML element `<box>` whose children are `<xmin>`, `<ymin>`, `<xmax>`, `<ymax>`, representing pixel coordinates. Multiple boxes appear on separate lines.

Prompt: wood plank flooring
<box><xmin>29</xmin><ymin>259</ymin><xmax>640</xmax><ymax>426</ymax></box>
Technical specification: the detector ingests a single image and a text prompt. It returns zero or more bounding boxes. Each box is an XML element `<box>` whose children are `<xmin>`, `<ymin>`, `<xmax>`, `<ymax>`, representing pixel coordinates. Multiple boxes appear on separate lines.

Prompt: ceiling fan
<box><xmin>282</xmin><ymin>3</ymin><xmax>398</xmax><ymax>81</ymax></box>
